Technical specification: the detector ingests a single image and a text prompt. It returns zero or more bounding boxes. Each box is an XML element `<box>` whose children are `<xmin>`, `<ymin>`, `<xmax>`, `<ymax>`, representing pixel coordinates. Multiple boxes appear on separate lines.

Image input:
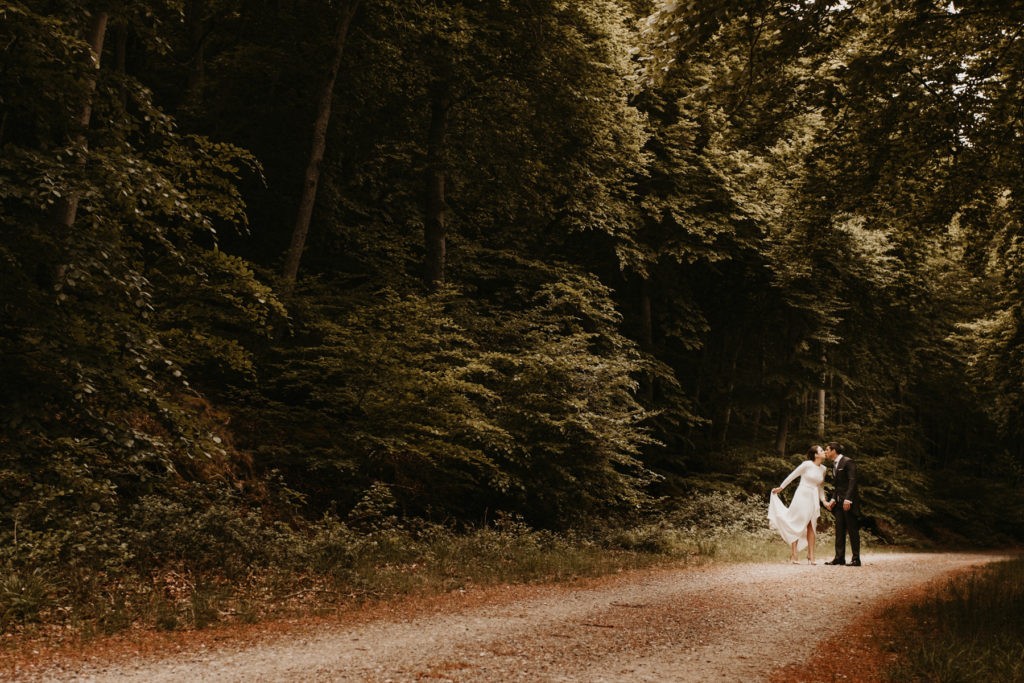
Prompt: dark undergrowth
<box><xmin>886</xmin><ymin>556</ymin><xmax>1024</xmax><ymax>683</ymax></box>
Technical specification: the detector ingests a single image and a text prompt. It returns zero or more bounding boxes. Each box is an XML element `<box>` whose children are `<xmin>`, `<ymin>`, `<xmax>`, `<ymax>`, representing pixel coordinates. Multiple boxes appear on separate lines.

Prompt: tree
<box><xmin>281</xmin><ymin>0</ymin><xmax>362</xmax><ymax>292</ymax></box>
<box><xmin>633</xmin><ymin>0</ymin><xmax>849</xmax><ymax>460</ymax></box>
<box><xmin>0</xmin><ymin>1</ymin><xmax>282</xmax><ymax>570</ymax></box>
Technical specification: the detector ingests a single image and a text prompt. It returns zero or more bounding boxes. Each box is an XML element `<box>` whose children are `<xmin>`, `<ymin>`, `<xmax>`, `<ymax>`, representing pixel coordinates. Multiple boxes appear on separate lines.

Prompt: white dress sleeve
<box><xmin>818</xmin><ymin>466</ymin><xmax>828</xmax><ymax>504</ymax></box>
<box><xmin>778</xmin><ymin>461</ymin><xmax>808</xmax><ymax>490</ymax></box>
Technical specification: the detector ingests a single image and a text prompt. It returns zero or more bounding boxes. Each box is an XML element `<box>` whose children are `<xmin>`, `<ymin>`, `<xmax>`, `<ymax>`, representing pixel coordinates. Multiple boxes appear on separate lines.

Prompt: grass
<box><xmin>0</xmin><ymin>524</ymin><xmax>776</xmax><ymax>639</ymax></box>
<box><xmin>0</xmin><ymin>529</ymin><xmax>683</xmax><ymax>641</ymax></box>
<box><xmin>0</xmin><ymin>568</ymin><xmax>53</xmax><ymax>626</ymax></box>
<box><xmin>1</xmin><ymin>492</ymin><xmax>886</xmax><ymax>639</ymax></box>
<box><xmin>886</xmin><ymin>556</ymin><xmax>1024</xmax><ymax>683</ymax></box>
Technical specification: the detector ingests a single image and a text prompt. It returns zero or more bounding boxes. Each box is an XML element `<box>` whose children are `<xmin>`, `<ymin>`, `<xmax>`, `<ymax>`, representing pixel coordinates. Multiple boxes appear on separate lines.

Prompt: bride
<box><xmin>768</xmin><ymin>445</ymin><xmax>828</xmax><ymax>564</ymax></box>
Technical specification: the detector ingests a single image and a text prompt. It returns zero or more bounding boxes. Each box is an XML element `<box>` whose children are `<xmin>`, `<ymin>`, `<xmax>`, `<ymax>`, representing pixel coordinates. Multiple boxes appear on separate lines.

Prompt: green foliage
<box><xmin>247</xmin><ymin>265</ymin><xmax>655</xmax><ymax>527</ymax></box>
<box><xmin>246</xmin><ymin>284</ymin><xmax>509</xmax><ymax>518</ymax></box>
<box><xmin>456</xmin><ymin>266</ymin><xmax>659</xmax><ymax>524</ymax></box>
<box><xmin>126</xmin><ymin>492</ymin><xmax>292</xmax><ymax>578</ymax></box>
<box><xmin>951</xmin><ymin>196</ymin><xmax>1024</xmax><ymax>444</ymax></box>
<box><xmin>0</xmin><ymin>2</ymin><xmax>282</xmax><ymax>579</ymax></box>
<box><xmin>927</xmin><ymin>456</ymin><xmax>1024</xmax><ymax>545</ymax></box>
<box><xmin>668</xmin><ymin>490</ymin><xmax>774</xmax><ymax>541</ymax></box>
<box><xmin>0</xmin><ymin>567</ymin><xmax>55</xmax><ymax>629</ymax></box>
<box><xmin>604</xmin><ymin>491</ymin><xmax>774</xmax><ymax>557</ymax></box>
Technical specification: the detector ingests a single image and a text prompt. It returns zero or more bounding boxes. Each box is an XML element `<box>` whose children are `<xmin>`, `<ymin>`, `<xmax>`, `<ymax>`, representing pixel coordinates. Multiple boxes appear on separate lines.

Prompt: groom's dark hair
<box><xmin>826</xmin><ymin>441</ymin><xmax>842</xmax><ymax>453</ymax></box>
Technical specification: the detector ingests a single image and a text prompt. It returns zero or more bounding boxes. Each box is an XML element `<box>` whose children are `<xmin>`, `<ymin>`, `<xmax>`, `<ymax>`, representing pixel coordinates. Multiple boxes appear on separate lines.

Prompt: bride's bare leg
<box><xmin>806</xmin><ymin>523</ymin><xmax>816</xmax><ymax>563</ymax></box>
<box><xmin>790</xmin><ymin>540</ymin><xmax>799</xmax><ymax>563</ymax></box>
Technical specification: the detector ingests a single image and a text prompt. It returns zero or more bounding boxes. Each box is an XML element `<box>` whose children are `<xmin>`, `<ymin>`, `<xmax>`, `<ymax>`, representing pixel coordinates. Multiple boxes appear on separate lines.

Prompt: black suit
<box><xmin>831</xmin><ymin>455</ymin><xmax>860</xmax><ymax>562</ymax></box>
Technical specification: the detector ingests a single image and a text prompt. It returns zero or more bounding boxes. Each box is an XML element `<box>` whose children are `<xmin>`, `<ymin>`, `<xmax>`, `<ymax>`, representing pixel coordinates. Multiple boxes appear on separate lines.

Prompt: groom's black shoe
<box><xmin>824</xmin><ymin>558</ymin><xmax>846</xmax><ymax>565</ymax></box>
<box><xmin>848</xmin><ymin>558</ymin><xmax>861</xmax><ymax>566</ymax></box>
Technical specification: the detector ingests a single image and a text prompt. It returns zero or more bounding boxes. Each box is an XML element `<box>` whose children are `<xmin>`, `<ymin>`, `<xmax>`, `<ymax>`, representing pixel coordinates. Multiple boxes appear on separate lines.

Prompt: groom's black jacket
<box><xmin>833</xmin><ymin>456</ymin><xmax>860</xmax><ymax>513</ymax></box>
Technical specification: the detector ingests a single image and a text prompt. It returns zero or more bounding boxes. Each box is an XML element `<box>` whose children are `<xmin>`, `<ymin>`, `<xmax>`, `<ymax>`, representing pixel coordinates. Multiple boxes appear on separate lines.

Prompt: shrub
<box><xmin>0</xmin><ymin>567</ymin><xmax>54</xmax><ymax>629</ymax></box>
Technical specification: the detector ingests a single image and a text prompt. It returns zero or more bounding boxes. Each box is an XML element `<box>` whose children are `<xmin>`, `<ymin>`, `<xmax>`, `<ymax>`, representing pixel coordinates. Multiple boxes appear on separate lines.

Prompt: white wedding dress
<box><xmin>767</xmin><ymin>460</ymin><xmax>828</xmax><ymax>551</ymax></box>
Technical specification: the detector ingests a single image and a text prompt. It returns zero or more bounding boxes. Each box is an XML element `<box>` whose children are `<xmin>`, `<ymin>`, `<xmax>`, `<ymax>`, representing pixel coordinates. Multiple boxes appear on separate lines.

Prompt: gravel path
<box><xmin>23</xmin><ymin>552</ymin><xmax>1005</xmax><ymax>682</ymax></box>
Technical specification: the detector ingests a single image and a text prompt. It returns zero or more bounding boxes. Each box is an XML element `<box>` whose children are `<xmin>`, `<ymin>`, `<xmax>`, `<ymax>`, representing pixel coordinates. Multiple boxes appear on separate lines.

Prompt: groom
<box><xmin>824</xmin><ymin>442</ymin><xmax>861</xmax><ymax>566</ymax></box>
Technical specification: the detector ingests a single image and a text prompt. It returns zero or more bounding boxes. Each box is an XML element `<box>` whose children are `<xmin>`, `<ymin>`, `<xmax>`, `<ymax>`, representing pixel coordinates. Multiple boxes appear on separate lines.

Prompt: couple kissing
<box><xmin>767</xmin><ymin>442</ymin><xmax>861</xmax><ymax>566</ymax></box>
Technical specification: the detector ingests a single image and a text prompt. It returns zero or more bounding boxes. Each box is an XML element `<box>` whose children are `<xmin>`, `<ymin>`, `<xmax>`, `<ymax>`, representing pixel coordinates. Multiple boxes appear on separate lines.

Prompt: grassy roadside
<box><xmin>0</xmin><ymin>528</ymin><xmax>784</xmax><ymax>640</ymax></box>
<box><xmin>0</xmin><ymin>505</ymin><xmax>907</xmax><ymax>680</ymax></box>
<box><xmin>884</xmin><ymin>556</ymin><xmax>1024</xmax><ymax>683</ymax></box>
<box><xmin>0</xmin><ymin>493</ymin><xmax>786</xmax><ymax>640</ymax></box>
<box><xmin>0</xmin><ymin>490</ymin><xmax>897</xmax><ymax>658</ymax></box>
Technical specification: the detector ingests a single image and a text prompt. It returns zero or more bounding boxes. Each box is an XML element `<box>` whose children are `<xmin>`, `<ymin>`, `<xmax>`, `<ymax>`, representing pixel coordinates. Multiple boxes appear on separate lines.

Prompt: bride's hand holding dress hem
<box><xmin>767</xmin><ymin>461</ymin><xmax>827</xmax><ymax>552</ymax></box>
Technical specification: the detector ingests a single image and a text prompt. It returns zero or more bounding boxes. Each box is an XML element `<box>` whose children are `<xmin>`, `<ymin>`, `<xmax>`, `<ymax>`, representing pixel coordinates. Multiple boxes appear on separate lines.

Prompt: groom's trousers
<box><xmin>834</xmin><ymin>505</ymin><xmax>860</xmax><ymax>561</ymax></box>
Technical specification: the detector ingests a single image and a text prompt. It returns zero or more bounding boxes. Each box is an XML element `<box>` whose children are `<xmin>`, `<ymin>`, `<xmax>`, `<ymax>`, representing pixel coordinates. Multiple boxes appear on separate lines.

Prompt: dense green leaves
<box><xmin>245</xmin><ymin>266</ymin><xmax>654</xmax><ymax>527</ymax></box>
<box><xmin>2</xmin><ymin>0</ymin><xmax>1024</xmax><ymax>592</ymax></box>
<box><xmin>1</xmin><ymin>2</ymin><xmax>282</xmax><ymax>572</ymax></box>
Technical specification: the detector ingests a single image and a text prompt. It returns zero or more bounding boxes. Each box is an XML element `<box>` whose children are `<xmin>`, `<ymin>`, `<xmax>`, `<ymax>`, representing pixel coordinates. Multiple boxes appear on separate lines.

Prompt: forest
<box><xmin>2</xmin><ymin>0</ymin><xmax>1023</xmax><ymax>631</ymax></box>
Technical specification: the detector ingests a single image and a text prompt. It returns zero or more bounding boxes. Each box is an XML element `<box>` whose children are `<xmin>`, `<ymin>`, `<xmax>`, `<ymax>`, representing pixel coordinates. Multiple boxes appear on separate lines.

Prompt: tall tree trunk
<box><xmin>281</xmin><ymin>1</ymin><xmax>360</xmax><ymax>293</ymax></box>
<box><xmin>54</xmin><ymin>11</ymin><xmax>109</xmax><ymax>230</ymax></box>
<box><xmin>752</xmin><ymin>343</ymin><xmax>767</xmax><ymax>440</ymax></box>
<box><xmin>114</xmin><ymin>21</ymin><xmax>128</xmax><ymax>108</ymax></box>
<box><xmin>818</xmin><ymin>348</ymin><xmax>827</xmax><ymax>440</ymax></box>
<box><xmin>718</xmin><ymin>340</ymin><xmax>742</xmax><ymax>448</ymax></box>
<box><xmin>639</xmin><ymin>276</ymin><xmax>655</xmax><ymax>403</ymax></box>
<box><xmin>185</xmin><ymin>0</ymin><xmax>207</xmax><ymax>109</ymax></box>
<box><xmin>685</xmin><ymin>346</ymin><xmax>705</xmax><ymax>443</ymax></box>
<box><xmin>775</xmin><ymin>398</ymin><xmax>790</xmax><ymax>457</ymax></box>
<box><xmin>423</xmin><ymin>81</ymin><xmax>450</xmax><ymax>291</ymax></box>
<box><xmin>817</xmin><ymin>387</ymin><xmax>826</xmax><ymax>439</ymax></box>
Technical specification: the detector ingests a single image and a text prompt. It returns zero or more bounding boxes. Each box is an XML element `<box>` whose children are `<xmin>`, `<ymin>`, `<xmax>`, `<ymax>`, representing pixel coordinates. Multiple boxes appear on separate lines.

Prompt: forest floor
<box><xmin>2</xmin><ymin>551</ymin><xmax>1008</xmax><ymax>682</ymax></box>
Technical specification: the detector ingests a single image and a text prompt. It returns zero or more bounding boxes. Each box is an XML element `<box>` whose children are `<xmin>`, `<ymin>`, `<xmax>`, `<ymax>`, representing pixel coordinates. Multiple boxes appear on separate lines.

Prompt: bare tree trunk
<box><xmin>639</xmin><ymin>276</ymin><xmax>655</xmax><ymax>403</ymax></box>
<box><xmin>281</xmin><ymin>1</ymin><xmax>360</xmax><ymax>292</ymax></box>
<box><xmin>818</xmin><ymin>348</ymin><xmax>827</xmax><ymax>440</ymax></box>
<box><xmin>685</xmin><ymin>347</ymin><xmax>705</xmax><ymax>443</ymax></box>
<box><xmin>817</xmin><ymin>387</ymin><xmax>826</xmax><ymax>439</ymax></box>
<box><xmin>423</xmin><ymin>81</ymin><xmax>450</xmax><ymax>291</ymax></box>
<box><xmin>752</xmin><ymin>344</ymin><xmax>766</xmax><ymax>440</ymax></box>
<box><xmin>54</xmin><ymin>11</ymin><xmax>109</xmax><ymax>230</ymax></box>
<box><xmin>718</xmin><ymin>340</ymin><xmax>743</xmax><ymax>448</ymax></box>
<box><xmin>185</xmin><ymin>0</ymin><xmax>207</xmax><ymax>109</ymax></box>
<box><xmin>775</xmin><ymin>399</ymin><xmax>790</xmax><ymax>457</ymax></box>
<box><xmin>113</xmin><ymin>21</ymin><xmax>128</xmax><ymax>108</ymax></box>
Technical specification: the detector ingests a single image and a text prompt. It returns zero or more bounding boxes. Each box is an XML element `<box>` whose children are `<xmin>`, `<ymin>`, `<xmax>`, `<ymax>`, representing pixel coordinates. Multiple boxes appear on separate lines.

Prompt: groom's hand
<box><xmin>843</xmin><ymin>500</ymin><xmax>852</xmax><ymax>511</ymax></box>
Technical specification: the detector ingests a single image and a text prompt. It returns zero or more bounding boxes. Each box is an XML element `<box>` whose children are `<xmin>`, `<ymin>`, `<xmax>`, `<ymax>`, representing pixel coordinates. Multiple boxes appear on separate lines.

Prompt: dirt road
<box><xmin>19</xmin><ymin>552</ymin><xmax>1004</xmax><ymax>682</ymax></box>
